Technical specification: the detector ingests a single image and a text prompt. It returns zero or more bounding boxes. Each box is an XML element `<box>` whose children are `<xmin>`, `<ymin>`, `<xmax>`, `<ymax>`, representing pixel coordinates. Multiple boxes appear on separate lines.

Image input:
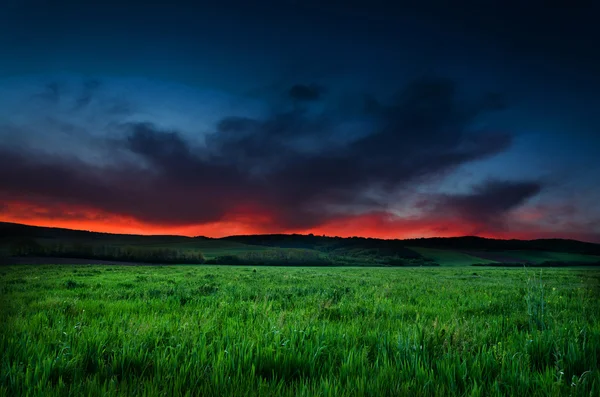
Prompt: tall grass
<box><xmin>1</xmin><ymin>265</ymin><xmax>599</xmax><ymax>396</ymax></box>
<box><xmin>525</xmin><ymin>269</ymin><xmax>546</xmax><ymax>331</ymax></box>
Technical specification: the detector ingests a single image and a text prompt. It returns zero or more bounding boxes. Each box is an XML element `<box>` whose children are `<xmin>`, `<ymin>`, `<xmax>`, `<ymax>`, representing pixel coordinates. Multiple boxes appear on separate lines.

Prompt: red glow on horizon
<box><xmin>1</xmin><ymin>201</ymin><xmax>597</xmax><ymax>242</ymax></box>
<box><xmin>0</xmin><ymin>208</ymin><xmax>493</xmax><ymax>239</ymax></box>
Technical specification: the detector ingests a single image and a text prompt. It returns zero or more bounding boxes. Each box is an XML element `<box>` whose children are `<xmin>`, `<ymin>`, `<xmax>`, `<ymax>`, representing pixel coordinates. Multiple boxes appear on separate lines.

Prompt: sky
<box><xmin>0</xmin><ymin>0</ymin><xmax>599</xmax><ymax>241</ymax></box>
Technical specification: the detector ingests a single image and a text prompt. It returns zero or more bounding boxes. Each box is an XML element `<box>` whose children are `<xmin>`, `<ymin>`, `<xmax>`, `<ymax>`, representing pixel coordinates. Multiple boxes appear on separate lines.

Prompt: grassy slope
<box><xmin>411</xmin><ymin>247</ymin><xmax>600</xmax><ymax>266</ymax></box>
<box><xmin>3</xmin><ymin>222</ymin><xmax>600</xmax><ymax>266</ymax></box>
<box><xmin>3</xmin><ymin>236</ymin><xmax>271</xmax><ymax>260</ymax></box>
<box><xmin>408</xmin><ymin>247</ymin><xmax>498</xmax><ymax>266</ymax></box>
<box><xmin>1</xmin><ymin>265</ymin><xmax>599</xmax><ymax>396</ymax></box>
<box><xmin>88</xmin><ymin>238</ymin><xmax>271</xmax><ymax>259</ymax></box>
<box><xmin>470</xmin><ymin>250</ymin><xmax>600</xmax><ymax>264</ymax></box>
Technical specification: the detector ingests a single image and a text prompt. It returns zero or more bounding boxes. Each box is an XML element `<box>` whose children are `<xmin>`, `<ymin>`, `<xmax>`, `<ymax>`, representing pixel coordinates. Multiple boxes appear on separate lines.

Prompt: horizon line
<box><xmin>1</xmin><ymin>220</ymin><xmax>595</xmax><ymax>244</ymax></box>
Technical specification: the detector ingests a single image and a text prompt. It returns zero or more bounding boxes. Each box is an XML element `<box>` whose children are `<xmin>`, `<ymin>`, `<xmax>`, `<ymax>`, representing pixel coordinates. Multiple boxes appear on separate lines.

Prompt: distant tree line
<box><xmin>9</xmin><ymin>239</ymin><xmax>205</xmax><ymax>264</ymax></box>
<box><xmin>205</xmin><ymin>249</ymin><xmax>334</xmax><ymax>266</ymax></box>
<box><xmin>205</xmin><ymin>249</ymin><xmax>438</xmax><ymax>267</ymax></box>
<box><xmin>7</xmin><ymin>239</ymin><xmax>439</xmax><ymax>266</ymax></box>
<box><xmin>223</xmin><ymin>234</ymin><xmax>424</xmax><ymax>259</ymax></box>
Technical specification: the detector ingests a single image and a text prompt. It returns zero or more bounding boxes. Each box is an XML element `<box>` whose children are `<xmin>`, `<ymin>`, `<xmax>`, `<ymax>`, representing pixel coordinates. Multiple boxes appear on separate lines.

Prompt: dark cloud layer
<box><xmin>289</xmin><ymin>84</ymin><xmax>324</xmax><ymax>102</ymax></box>
<box><xmin>430</xmin><ymin>180</ymin><xmax>543</xmax><ymax>230</ymax></box>
<box><xmin>0</xmin><ymin>77</ymin><xmax>531</xmax><ymax>231</ymax></box>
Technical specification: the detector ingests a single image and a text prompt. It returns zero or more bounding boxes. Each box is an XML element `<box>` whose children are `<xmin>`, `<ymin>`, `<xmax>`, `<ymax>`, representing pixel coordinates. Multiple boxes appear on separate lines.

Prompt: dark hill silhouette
<box><xmin>0</xmin><ymin>221</ymin><xmax>201</xmax><ymax>243</ymax></box>
<box><xmin>223</xmin><ymin>233</ymin><xmax>600</xmax><ymax>256</ymax></box>
<box><xmin>2</xmin><ymin>221</ymin><xmax>600</xmax><ymax>257</ymax></box>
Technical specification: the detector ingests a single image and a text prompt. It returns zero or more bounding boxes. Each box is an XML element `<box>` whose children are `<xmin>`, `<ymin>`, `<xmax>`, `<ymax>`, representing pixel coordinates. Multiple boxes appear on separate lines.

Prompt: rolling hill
<box><xmin>1</xmin><ymin>222</ymin><xmax>599</xmax><ymax>266</ymax></box>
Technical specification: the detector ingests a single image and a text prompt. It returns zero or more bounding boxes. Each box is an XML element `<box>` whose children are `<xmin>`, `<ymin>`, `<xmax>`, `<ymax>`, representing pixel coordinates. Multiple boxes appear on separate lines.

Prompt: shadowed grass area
<box><xmin>410</xmin><ymin>247</ymin><xmax>600</xmax><ymax>266</ymax></box>
<box><xmin>1</xmin><ymin>265</ymin><xmax>599</xmax><ymax>396</ymax></box>
<box><xmin>408</xmin><ymin>247</ymin><xmax>498</xmax><ymax>266</ymax></box>
<box><xmin>474</xmin><ymin>250</ymin><xmax>600</xmax><ymax>264</ymax></box>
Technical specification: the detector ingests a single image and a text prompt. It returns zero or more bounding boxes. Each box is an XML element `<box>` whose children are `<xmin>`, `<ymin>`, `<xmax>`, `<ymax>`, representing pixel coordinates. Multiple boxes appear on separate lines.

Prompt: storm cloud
<box><xmin>0</xmin><ymin>1</ymin><xmax>598</xmax><ymax>240</ymax></box>
<box><xmin>427</xmin><ymin>180</ymin><xmax>543</xmax><ymax>231</ymax></box>
<box><xmin>0</xmin><ymin>76</ymin><xmax>527</xmax><ymax>232</ymax></box>
<box><xmin>288</xmin><ymin>84</ymin><xmax>325</xmax><ymax>102</ymax></box>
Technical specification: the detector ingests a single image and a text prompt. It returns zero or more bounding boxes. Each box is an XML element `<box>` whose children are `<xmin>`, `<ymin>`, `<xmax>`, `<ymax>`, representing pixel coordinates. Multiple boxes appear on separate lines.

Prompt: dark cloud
<box><xmin>289</xmin><ymin>84</ymin><xmax>324</xmax><ymax>101</ymax></box>
<box><xmin>127</xmin><ymin>123</ymin><xmax>191</xmax><ymax>163</ymax></box>
<box><xmin>0</xmin><ymin>77</ymin><xmax>516</xmax><ymax>230</ymax></box>
<box><xmin>0</xmin><ymin>146</ymin><xmax>233</xmax><ymax>225</ymax></box>
<box><xmin>430</xmin><ymin>180</ymin><xmax>543</xmax><ymax>230</ymax></box>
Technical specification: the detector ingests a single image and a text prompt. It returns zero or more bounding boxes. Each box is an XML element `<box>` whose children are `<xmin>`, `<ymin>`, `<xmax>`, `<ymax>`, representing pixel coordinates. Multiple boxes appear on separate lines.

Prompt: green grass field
<box><xmin>1</xmin><ymin>265</ymin><xmax>599</xmax><ymax>396</ymax></box>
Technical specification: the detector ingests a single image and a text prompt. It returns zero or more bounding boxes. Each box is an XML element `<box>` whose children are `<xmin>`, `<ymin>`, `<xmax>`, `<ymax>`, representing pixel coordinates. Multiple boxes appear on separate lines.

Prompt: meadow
<box><xmin>1</xmin><ymin>265</ymin><xmax>599</xmax><ymax>396</ymax></box>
